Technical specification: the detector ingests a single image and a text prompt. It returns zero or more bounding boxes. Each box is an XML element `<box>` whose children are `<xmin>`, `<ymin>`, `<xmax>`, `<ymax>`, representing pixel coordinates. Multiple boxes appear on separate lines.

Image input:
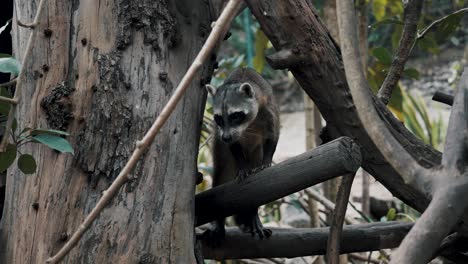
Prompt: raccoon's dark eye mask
<box><xmin>229</xmin><ymin>112</ymin><xmax>246</xmax><ymax>125</ymax></box>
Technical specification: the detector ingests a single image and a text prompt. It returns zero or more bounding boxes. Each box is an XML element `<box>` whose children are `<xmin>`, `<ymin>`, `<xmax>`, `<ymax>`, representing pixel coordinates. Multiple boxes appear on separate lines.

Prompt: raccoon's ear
<box><xmin>205</xmin><ymin>84</ymin><xmax>216</xmax><ymax>96</ymax></box>
<box><xmin>239</xmin><ymin>82</ymin><xmax>254</xmax><ymax>98</ymax></box>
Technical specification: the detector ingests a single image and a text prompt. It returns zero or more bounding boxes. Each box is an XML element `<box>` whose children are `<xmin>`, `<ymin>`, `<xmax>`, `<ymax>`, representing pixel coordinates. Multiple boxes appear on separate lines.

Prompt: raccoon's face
<box><xmin>207</xmin><ymin>82</ymin><xmax>259</xmax><ymax>144</ymax></box>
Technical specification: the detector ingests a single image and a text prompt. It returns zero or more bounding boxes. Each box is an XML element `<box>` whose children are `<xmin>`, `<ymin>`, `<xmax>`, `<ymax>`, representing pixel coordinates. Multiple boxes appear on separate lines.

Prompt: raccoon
<box><xmin>205</xmin><ymin>67</ymin><xmax>280</xmax><ymax>242</ymax></box>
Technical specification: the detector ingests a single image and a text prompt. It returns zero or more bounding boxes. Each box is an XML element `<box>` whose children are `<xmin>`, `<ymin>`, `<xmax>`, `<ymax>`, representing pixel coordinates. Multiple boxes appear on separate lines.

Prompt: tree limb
<box><xmin>246</xmin><ymin>0</ymin><xmax>439</xmax><ymax>212</ymax></box>
<box><xmin>195</xmin><ymin>137</ymin><xmax>361</xmax><ymax>225</ymax></box>
<box><xmin>390</xmin><ymin>68</ymin><xmax>468</xmax><ymax>264</ymax></box>
<box><xmin>326</xmin><ymin>173</ymin><xmax>355</xmax><ymax>264</ymax></box>
<box><xmin>335</xmin><ymin>0</ymin><xmax>431</xmax><ymax>196</ymax></box>
<box><xmin>377</xmin><ymin>0</ymin><xmax>424</xmax><ymax>105</ymax></box>
<box><xmin>432</xmin><ymin>91</ymin><xmax>454</xmax><ymax>106</ymax></box>
<box><xmin>46</xmin><ymin>0</ymin><xmax>244</xmax><ymax>262</ymax></box>
<box><xmin>200</xmin><ymin>222</ymin><xmax>413</xmax><ymax>259</ymax></box>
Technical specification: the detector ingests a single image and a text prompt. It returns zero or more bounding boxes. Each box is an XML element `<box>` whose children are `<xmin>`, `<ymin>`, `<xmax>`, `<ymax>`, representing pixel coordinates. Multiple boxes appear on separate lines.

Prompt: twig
<box><xmin>0</xmin><ymin>96</ymin><xmax>17</xmax><ymax>105</ymax></box>
<box><xmin>45</xmin><ymin>0</ymin><xmax>243</xmax><ymax>263</ymax></box>
<box><xmin>0</xmin><ymin>78</ymin><xmax>17</xmax><ymax>87</ymax></box>
<box><xmin>0</xmin><ymin>0</ymin><xmax>48</xmax><ymax>151</ymax></box>
<box><xmin>336</xmin><ymin>0</ymin><xmax>430</xmax><ymax>195</ymax></box>
<box><xmin>432</xmin><ymin>91</ymin><xmax>454</xmax><ymax>106</ymax></box>
<box><xmin>326</xmin><ymin>173</ymin><xmax>356</xmax><ymax>264</ymax></box>
<box><xmin>377</xmin><ymin>0</ymin><xmax>424</xmax><ymax>105</ymax></box>
<box><xmin>304</xmin><ymin>188</ymin><xmax>358</xmax><ymax>225</ymax></box>
<box><xmin>417</xmin><ymin>8</ymin><xmax>468</xmax><ymax>40</ymax></box>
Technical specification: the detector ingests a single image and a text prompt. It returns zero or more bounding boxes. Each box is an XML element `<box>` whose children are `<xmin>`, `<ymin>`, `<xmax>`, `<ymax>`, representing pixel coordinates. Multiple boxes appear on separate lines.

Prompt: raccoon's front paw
<box><xmin>236</xmin><ymin>169</ymin><xmax>249</xmax><ymax>182</ymax></box>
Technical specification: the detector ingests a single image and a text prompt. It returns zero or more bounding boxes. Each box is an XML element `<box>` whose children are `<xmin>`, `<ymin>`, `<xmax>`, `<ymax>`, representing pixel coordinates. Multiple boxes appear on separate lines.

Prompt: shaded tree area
<box><xmin>0</xmin><ymin>0</ymin><xmax>466</xmax><ymax>263</ymax></box>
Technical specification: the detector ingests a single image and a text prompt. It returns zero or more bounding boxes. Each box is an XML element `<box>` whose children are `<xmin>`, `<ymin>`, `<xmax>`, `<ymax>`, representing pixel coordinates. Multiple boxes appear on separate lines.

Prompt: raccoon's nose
<box><xmin>222</xmin><ymin>134</ymin><xmax>232</xmax><ymax>143</ymax></box>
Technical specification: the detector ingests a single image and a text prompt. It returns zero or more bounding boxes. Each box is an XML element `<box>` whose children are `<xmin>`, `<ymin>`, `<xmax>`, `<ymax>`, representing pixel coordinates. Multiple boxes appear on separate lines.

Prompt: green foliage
<box><xmin>402</xmin><ymin>90</ymin><xmax>446</xmax><ymax>150</ymax></box>
<box><xmin>17</xmin><ymin>154</ymin><xmax>36</xmax><ymax>174</ymax></box>
<box><xmin>0</xmin><ymin>144</ymin><xmax>17</xmax><ymax>172</ymax></box>
<box><xmin>32</xmin><ymin>134</ymin><xmax>74</xmax><ymax>154</ymax></box>
<box><xmin>372</xmin><ymin>47</ymin><xmax>392</xmax><ymax>65</ymax></box>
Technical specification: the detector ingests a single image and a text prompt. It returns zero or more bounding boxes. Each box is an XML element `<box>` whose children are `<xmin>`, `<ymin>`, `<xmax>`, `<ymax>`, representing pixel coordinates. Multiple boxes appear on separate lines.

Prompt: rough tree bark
<box><xmin>0</xmin><ymin>0</ymin><xmax>215</xmax><ymax>263</ymax></box>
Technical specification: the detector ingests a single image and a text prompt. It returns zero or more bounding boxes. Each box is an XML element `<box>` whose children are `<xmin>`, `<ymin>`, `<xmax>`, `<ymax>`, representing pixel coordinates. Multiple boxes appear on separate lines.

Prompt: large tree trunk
<box><xmin>0</xmin><ymin>0</ymin><xmax>214</xmax><ymax>263</ymax></box>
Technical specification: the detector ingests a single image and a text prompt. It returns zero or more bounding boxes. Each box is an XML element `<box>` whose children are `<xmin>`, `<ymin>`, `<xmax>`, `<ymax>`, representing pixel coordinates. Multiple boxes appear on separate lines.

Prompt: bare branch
<box><xmin>377</xmin><ymin>0</ymin><xmax>424</xmax><ymax>105</ymax></box>
<box><xmin>336</xmin><ymin>0</ymin><xmax>430</xmax><ymax>194</ymax></box>
<box><xmin>195</xmin><ymin>137</ymin><xmax>361</xmax><ymax>226</ymax></box>
<box><xmin>326</xmin><ymin>173</ymin><xmax>356</xmax><ymax>264</ymax></box>
<box><xmin>0</xmin><ymin>0</ymin><xmax>48</xmax><ymax>151</ymax></box>
<box><xmin>417</xmin><ymin>8</ymin><xmax>468</xmax><ymax>40</ymax></box>
<box><xmin>46</xmin><ymin>0</ymin><xmax>244</xmax><ymax>262</ymax></box>
<box><xmin>432</xmin><ymin>91</ymin><xmax>454</xmax><ymax>106</ymax></box>
<box><xmin>200</xmin><ymin>222</ymin><xmax>413</xmax><ymax>259</ymax></box>
<box><xmin>0</xmin><ymin>78</ymin><xmax>16</xmax><ymax>88</ymax></box>
<box><xmin>390</xmin><ymin>69</ymin><xmax>468</xmax><ymax>263</ymax></box>
<box><xmin>441</xmin><ymin>68</ymin><xmax>468</xmax><ymax>169</ymax></box>
<box><xmin>304</xmin><ymin>189</ymin><xmax>358</xmax><ymax>225</ymax></box>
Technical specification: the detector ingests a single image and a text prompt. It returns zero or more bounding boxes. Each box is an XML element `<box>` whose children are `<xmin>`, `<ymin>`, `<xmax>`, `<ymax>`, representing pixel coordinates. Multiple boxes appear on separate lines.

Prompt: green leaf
<box><xmin>0</xmin><ymin>57</ymin><xmax>21</xmax><ymax>75</ymax></box>
<box><xmin>17</xmin><ymin>154</ymin><xmax>37</xmax><ymax>174</ymax></box>
<box><xmin>372</xmin><ymin>47</ymin><xmax>393</xmax><ymax>65</ymax></box>
<box><xmin>417</xmin><ymin>35</ymin><xmax>440</xmax><ymax>54</ymax></box>
<box><xmin>433</xmin><ymin>11</ymin><xmax>464</xmax><ymax>42</ymax></box>
<box><xmin>386</xmin><ymin>208</ymin><xmax>397</xmax><ymax>221</ymax></box>
<box><xmin>372</xmin><ymin>0</ymin><xmax>388</xmax><ymax>21</ymax></box>
<box><xmin>0</xmin><ymin>144</ymin><xmax>17</xmax><ymax>172</ymax></box>
<box><xmin>30</xmin><ymin>129</ymin><xmax>70</xmax><ymax>136</ymax></box>
<box><xmin>403</xmin><ymin>68</ymin><xmax>420</xmax><ymax>80</ymax></box>
<box><xmin>253</xmin><ymin>29</ymin><xmax>269</xmax><ymax>74</ymax></box>
<box><xmin>391</xmin><ymin>24</ymin><xmax>403</xmax><ymax>51</ymax></box>
<box><xmin>0</xmin><ymin>19</ymin><xmax>11</xmax><ymax>35</ymax></box>
<box><xmin>33</xmin><ymin>134</ymin><xmax>74</xmax><ymax>154</ymax></box>
<box><xmin>0</xmin><ymin>53</ymin><xmax>11</xmax><ymax>58</ymax></box>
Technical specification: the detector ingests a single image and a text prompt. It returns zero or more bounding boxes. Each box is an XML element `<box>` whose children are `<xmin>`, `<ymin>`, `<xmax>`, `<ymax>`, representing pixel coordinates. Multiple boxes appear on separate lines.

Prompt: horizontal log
<box><xmin>200</xmin><ymin>222</ymin><xmax>413</xmax><ymax>259</ymax></box>
<box><xmin>195</xmin><ymin>137</ymin><xmax>361</xmax><ymax>226</ymax></box>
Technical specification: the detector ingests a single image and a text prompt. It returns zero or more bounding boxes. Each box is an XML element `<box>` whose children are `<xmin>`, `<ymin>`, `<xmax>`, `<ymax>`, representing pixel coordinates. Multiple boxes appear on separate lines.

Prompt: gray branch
<box><xmin>195</xmin><ymin>137</ymin><xmax>361</xmax><ymax>226</ymax></box>
<box><xmin>199</xmin><ymin>222</ymin><xmax>413</xmax><ymax>259</ymax></box>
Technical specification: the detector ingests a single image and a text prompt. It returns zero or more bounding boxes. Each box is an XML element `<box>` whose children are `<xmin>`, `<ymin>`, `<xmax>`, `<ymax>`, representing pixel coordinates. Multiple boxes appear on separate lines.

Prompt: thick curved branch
<box><xmin>46</xmin><ymin>0</ymin><xmax>244</xmax><ymax>262</ymax></box>
<box><xmin>200</xmin><ymin>222</ymin><xmax>413</xmax><ymax>259</ymax></box>
<box><xmin>195</xmin><ymin>137</ymin><xmax>361</xmax><ymax>225</ymax></box>
<box><xmin>377</xmin><ymin>0</ymin><xmax>424</xmax><ymax>105</ymax></box>
<box><xmin>326</xmin><ymin>173</ymin><xmax>355</xmax><ymax>264</ymax></box>
<box><xmin>391</xmin><ymin>68</ymin><xmax>468</xmax><ymax>263</ymax></box>
<box><xmin>246</xmin><ymin>0</ymin><xmax>439</xmax><ymax>212</ymax></box>
<box><xmin>335</xmin><ymin>0</ymin><xmax>430</xmax><ymax>194</ymax></box>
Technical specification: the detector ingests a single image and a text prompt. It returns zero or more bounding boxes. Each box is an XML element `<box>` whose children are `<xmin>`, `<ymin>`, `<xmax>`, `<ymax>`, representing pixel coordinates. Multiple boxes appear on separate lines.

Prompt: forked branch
<box><xmin>336</xmin><ymin>0</ymin><xmax>430</xmax><ymax>193</ymax></box>
<box><xmin>46</xmin><ymin>0</ymin><xmax>244</xmax><ymax>262</ymax></box>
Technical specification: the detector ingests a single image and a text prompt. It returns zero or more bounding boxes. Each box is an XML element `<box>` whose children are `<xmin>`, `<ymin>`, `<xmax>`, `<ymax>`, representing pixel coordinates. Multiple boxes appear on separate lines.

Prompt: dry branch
<box><xmin>195</xmin><ymin>137</ymin><xmax>361</xmax><ymax>225</ymax></box>
<box><xmin>200</xmin><ymin>222</ymin><xmax>413</xmax><ymax>259</ymax></box>
<box><xmin>0</xmin><ymin>0</ymin><xmax>48</xmax><ymax>151</ymax></box>
<box><xmin>335</xmin><ymin>0</ymin><xmax>430</xmax><ymax>195</ymax></box>
<box><xmin>377</xmin><ymin>0</ymin><xmax>424</xmax><ymax>105</ymax></box>
<box><xmin>46</xmin><ymin>0</ymin><xmax>243</xmax><ymax>262</ymax></box>
<box><xmin>432</xmin><ymin>91</ymin><xmax>454</xmax><ymax>106</ymax></box>
<box><xmin>391</xmin><ymin>69</ymin><xmax>468</xmax><ymax>264</ymax></box>
<box><xmin>326</xmin><ymin>173</ymin><xmax>355</xmax><ymax>264</ymax></box>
